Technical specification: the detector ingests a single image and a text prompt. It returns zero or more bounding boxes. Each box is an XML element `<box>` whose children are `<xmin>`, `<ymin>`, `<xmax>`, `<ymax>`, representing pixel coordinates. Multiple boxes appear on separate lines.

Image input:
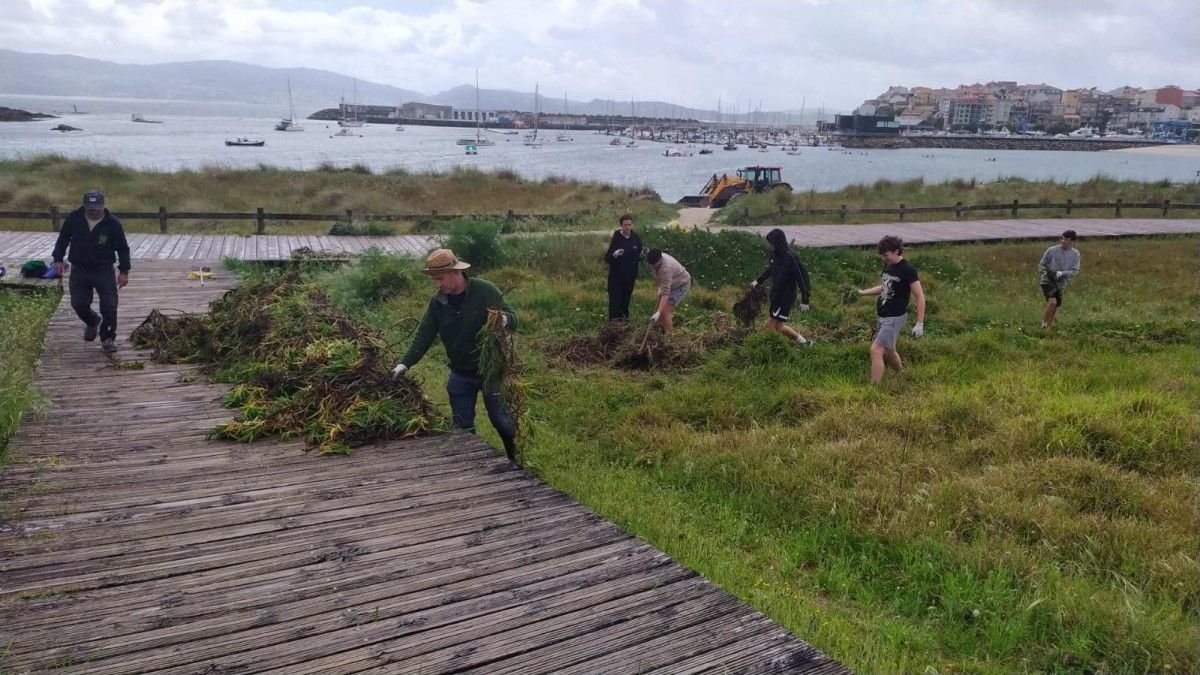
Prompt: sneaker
<box><xmin>83</xmin><ymin>318</ymin><xmax>99</xmax><ymax>342</ymax></box>
<box><xmin>101</xmin><ymin>337</ymin><xmax>117</xmax><ymax>353</ymax></box>
<box><xmin>795</xmin><ymin>335</ymin><xmax>814</xmax><ymax>346</ymax></box>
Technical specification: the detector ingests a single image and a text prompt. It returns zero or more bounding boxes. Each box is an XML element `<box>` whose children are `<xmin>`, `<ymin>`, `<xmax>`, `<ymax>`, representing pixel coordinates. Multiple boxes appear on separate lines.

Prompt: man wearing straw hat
<box><xmin>392</xmin><ymin>248</ymin><xmax>520</xmax><ymax>461</ymax></box>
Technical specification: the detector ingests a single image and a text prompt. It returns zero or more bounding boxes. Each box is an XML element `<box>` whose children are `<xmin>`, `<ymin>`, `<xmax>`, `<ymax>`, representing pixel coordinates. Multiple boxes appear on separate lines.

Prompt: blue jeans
<box><xmin>447</xmin><ymin>370</ymin><xmax>517</xmax><ymax>444</ymax></box>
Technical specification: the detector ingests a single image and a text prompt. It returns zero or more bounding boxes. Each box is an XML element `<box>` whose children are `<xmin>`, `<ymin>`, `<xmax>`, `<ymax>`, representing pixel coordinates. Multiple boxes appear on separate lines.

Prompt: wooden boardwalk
<box><xmin>1</xmin><ymin>218</ymin><xmax>1196</xmax><ymax>262</ymax></box>
<box><xmin>0</xmin><ymin>261</ymin><xmax>843</xmax><ymax>673</ymax></box>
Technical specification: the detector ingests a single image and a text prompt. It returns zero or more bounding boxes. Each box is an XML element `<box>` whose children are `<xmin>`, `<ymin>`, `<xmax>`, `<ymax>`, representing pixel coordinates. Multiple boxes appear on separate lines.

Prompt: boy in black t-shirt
<box><xmin>855</xmin><ymin>235</ymin><xmax>926</xmax><ymax>384</ymax></box>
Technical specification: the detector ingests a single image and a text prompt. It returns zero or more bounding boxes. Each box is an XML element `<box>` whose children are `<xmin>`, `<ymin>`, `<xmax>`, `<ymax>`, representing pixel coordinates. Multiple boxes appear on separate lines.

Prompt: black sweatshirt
<box><xmin>603</xmin><ymin>230</ymin><xmax>643</xmax><ymax>278</ymax></box>
<box><xmin>755</xmin><ymin>249</ymin><xmax>811</xmax><ymax>304</ymax></box>
<box><xmin>51</xmin><ymin>207</ymin><xmax>131</xmax><ymax>273</ymax></box>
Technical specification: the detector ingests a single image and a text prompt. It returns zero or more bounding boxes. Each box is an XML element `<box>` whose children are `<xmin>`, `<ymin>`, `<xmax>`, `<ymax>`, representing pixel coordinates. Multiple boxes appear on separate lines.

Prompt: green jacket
<box><xmin>401</xmin><ymin>278</ymin><xmax>518</xmax><ymax>375</ymax></box>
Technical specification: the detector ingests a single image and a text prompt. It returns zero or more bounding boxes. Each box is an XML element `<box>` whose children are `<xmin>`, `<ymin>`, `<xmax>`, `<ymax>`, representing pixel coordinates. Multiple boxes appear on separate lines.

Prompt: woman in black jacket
<box><xmin>752</xmin><ymin>228</ymin><xmax>814</xmax><ymax>345</ymax></box>
<box><xmin>604</xmin><ymin>214</ymin><xmax>643</xmax><ymax>319</ymax></box>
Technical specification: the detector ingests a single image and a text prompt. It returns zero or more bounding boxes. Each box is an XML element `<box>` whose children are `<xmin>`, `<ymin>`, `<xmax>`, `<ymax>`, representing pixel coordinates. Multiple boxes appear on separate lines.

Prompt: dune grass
<box><xmin>718</xmin><ymin>175</ymin><xmax>1200</xmax><ymax>225</ymax></box>
<box><xmin>0</xmin><ymin>289</ymin><xmax>60</xmax><ymax>464</ymax></box>
<box><xmin>0</xmin><ymin>155</ymin><xmax>674</xmax><ymax>235</ymax></box>
<box><xmin>305</xmin><ymin>231</ymin><xmax>1199</xmax><ymax>672</ymax></box>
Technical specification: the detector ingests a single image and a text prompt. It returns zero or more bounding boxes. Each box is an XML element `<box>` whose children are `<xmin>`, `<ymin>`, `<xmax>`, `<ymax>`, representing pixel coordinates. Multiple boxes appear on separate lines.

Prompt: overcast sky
<box><xmin>7</xmin><ymin>0</ymin><xmax>1199</xmax><ymax>111</ymax></box>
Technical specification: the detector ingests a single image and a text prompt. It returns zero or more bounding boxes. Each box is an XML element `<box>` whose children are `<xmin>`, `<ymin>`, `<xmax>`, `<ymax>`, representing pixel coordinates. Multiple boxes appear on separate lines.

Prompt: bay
<box><xmin>2</xmin><ymin>94</ymin><xmax>1196</xmax><ymax>203</ymax></box>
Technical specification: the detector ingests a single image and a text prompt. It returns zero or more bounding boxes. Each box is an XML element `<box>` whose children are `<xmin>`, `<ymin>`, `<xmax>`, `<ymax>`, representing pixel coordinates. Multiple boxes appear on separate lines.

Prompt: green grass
<box><xmin>0</xmin><ymin>156</ymin><xmax>675</xmax><ymax>235</ymax></box>
<box><xmin>718</xmin><ymin>175</ymin><xmax>1200</xmax><ymax>225</ymax></box>
<box><xmin>313</xmin><ymin>232</ymin><xmax>1199</xmax><ymax>672</ymax></box>
<box><xmin>0</xmin><ymin>289</ymin><xmax>60</xmax><ymax>464</ymax></box>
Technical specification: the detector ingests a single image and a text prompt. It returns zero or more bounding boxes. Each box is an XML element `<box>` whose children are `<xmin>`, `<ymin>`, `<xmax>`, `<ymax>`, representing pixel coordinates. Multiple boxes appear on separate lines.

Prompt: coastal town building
<box><xmin>855</xmin><ymin>80</ymin><xmax>1198</xmax><ymax>138</ymax></box>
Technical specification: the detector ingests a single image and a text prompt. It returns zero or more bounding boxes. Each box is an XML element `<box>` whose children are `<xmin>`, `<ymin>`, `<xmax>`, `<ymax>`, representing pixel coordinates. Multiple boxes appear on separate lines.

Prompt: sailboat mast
<box><xmin>475</xmin><ymin>69</ymin><xmax>482</xmax><ymax>141</ymax></box>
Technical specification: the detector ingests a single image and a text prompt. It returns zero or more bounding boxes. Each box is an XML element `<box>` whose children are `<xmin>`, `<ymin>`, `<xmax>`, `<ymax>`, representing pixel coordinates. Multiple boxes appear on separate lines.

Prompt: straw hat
<box><xmin>421</xmin><ymin>248</ymin><xmax>471</xmax><ymax>274</ymax></box>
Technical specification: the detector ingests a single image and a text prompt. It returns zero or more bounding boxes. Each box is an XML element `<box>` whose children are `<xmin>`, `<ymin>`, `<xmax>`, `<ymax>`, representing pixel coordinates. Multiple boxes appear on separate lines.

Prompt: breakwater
<box><xmin>837</xmin><ymin>134</ymin><xmax>1168</xmax><ymax>152</ymax></box>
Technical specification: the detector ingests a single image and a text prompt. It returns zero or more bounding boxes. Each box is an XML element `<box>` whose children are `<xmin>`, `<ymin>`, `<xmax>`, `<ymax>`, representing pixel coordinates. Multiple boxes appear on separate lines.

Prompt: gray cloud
<box><xmin>4</xmin><ymin>0</ymin><xmax>1197</xmax><ymax>110</ymax></box>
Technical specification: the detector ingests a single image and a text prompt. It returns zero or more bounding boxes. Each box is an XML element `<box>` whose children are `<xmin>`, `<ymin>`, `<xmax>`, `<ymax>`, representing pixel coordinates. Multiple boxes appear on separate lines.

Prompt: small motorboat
<box><xmin>723</xmin><ymin>143</ymin><xmax>737</xmax><ymax>151</ymax></box>
<box><xmin>225</xmin><ymin>137</ymin><xmax>265</xmax><ymax>147</ymax></box>
<box><xmin>698</xmin><ymin>148</ymin><xmax>714</xmax><ymax>155</ymax></box>
<box><xmin>609</xmin><ymin>138</ymin><xmax>623</xmax><ymax>146</ymax></box>
<box><xmin>331</xmin><ymin>128</ymin><xmax>360</xmax><ymax>138</ymax></box>
<box><xmin>131</xmin><ymin>113</ymin><xmax>162</xmax><ymax>124</ymax></box>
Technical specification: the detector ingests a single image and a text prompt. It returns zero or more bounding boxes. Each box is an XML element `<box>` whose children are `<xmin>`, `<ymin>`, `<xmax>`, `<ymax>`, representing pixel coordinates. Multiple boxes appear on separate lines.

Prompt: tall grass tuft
<box><xmin>0</xmin><ymin>289</ymin><xmax>60</xmax><ymax>463</ymax></box>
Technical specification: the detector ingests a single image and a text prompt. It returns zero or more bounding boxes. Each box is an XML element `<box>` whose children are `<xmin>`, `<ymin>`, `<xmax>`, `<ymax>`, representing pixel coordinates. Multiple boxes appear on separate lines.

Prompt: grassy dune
<box><xmin>0</xmin><ymin>155</ymin><xmax>673</xmax><ymax>234</ymax></box>
<box><xmin>0</xmin><ymin>289</ymin><xmax>59</xmax><ymax>463</ymax></box>
<box><xmin>320</xmin><ymin>231</ymin><xmax>1198</xmax><ymax>672</ymax></box>
<box><xmin>719</xmin><ymin>175</ymin><xmax>1200</xmax><ymax>225</ymax></box>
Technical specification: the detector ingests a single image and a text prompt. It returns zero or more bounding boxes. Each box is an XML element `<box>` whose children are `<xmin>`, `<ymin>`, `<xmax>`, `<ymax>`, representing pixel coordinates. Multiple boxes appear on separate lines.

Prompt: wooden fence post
<box><xmin>839</xmin><ymin>204</ymin><xmax>847</xmax><ymax>221</ymax></box>
<box><xmin>1011</xmin><ymin>199</ymin><xmax>1019</xmax><ymax>218</ymax></box>
<box><xmin>1162</xmin><ymin>199</ymin><xmax>1170</xmax><ymax>217</ymax></box>
<box><xmin>50</xmin><ymin>206</ymin><xmax>60</xmax><ymax>232</ymax></box>
<box><xmin>506</xmin><ymin>209</ymin><xmax>515</xmax><ymax>219</ymax></box>
<box><xmin>256</xmin><ymin>207</ymin><xmax>265</xmax><ymax>235</ymax></box>
<box><xmin>345</xmin><ymin>209</ymin><xmax>354</xmax><ymax>224</ymax></box>
<box><xmin>955</xmin><ymin>201</ymin><xmax>963</xmax><ymax>219</ymax></box>
<box><xmin>431</xmin><ymin>209</ymin><xmax>438</xmax><ymax>218</ymax></box>
<box><xmin>1066</xmin><ymin>199</ymin><xmax>1072</xmax><ymax>216</ymax></box>
<box><xmin>1115</xmin><ymin>199</ymin><xmax>1122</xmax><ymax>218</ymax></box>
<box><xmin>158</xmin><ymin>206</ymin><xmax>167</xmax><ymax>233</ymax></box>
<box><xmin>899</xmin><ymin>203</ymin><xmax>905</xmax><ymax>221</ymax></box>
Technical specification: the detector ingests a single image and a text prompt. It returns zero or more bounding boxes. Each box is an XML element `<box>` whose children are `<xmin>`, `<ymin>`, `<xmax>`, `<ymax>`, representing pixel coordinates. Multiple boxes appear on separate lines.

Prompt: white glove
<box><xmin>750</xmin><ymin>280</ymin><xmax>758</xmax><ymax>288</ymax></box>
<box><xmin>650</xmin><ymin>310</ymin><xmax>661</xmax><ymax>322</ymax></box>
<box><xmin>911</xmin><ymin>322</ymin><xmax>924</xmax><ymax>338</ymax></box>
<box><xmin>501</xmin><ymin>314</ymin><xmax>508</xmax><ymax>328</ymax></box>
<box><xmin>391</xmin><ymin>363</ymin><xmax>408</xmax><ymax>378</ymax></box>
<box><xmin>613</xmin><ymin>249</ymin><xmax>625</xmax><ymax>258</ymax></box>
<box><xmin>800</xmin><ymin>303</ymin><xmax>811</xmax><ymax>312</ymax></box>
<box><xmin>1055</xmin><ymin>271</ymin><xmax>1066</xmax><ymax>279</ymax></box>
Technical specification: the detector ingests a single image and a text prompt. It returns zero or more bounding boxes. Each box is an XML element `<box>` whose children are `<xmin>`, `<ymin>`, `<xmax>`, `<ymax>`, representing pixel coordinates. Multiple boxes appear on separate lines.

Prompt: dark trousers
<box><xmin>447</xmin><ymin>370</ymin><xmax>517</xmax><ymax>457</ymax></box>
<box><xmin>69</xmin><ymin>265</ymin><xmax>118</xmax><ymax>340</ymax></box>
<box><xmin>607</xmin><ymin>274</ymin><xmax>636</xmax><ymax>320</ymax></box>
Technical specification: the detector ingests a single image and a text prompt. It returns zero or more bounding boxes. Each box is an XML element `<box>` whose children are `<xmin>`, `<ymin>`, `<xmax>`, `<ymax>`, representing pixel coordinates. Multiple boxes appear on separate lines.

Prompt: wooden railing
<box><xmin>764</xmin><ymin>199</ymin><xmax>1200</xmax><ymax>221</ymax></box>
<box><xmin>0</xmin><ymin>208</ymin><xmax>551</xmax><ymax>233</ymax></box>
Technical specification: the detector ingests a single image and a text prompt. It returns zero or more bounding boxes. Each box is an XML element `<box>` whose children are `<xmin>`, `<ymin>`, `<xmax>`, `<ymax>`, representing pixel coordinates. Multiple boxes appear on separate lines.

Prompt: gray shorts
<box><xmin>667</xmin><ymin>281</ymin><xmax>690</xmax><ymax>307</ymax></box>
<box><xmin>873</xmin><ymin>315</ymin><xmax>907</xmax><ymax>350</ymax></box>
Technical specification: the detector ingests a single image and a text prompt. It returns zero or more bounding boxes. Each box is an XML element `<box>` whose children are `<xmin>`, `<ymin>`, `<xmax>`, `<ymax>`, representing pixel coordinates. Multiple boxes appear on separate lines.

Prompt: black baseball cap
<box><xmin>82</xmin><ymin>190</ymin><xmax>106</xmax><ymax>209</ymax></box>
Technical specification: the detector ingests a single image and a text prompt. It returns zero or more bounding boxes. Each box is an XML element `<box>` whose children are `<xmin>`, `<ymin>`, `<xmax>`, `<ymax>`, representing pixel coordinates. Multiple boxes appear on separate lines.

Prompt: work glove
<box><xmin>391</xmin><ymin>363</ymin><xmax>408</xmax><ymax>379</ymax></box>
<box><xmin>501</xmin><ymin>314</ymin><xmax>509</xmax><ymax>328</ymax></box>
<box><xmin>650</xmin><ymin>310</ymin><xmax>661</xmax><ymax>322</ymax></box>
<box><xmin>800</xmin><ymin>303</ymin><xmax>811</xmax><ymax>312</ymax></box>
<box><xmin>1055</xmin><ymin>271</ymin><xmax>1066</xmax><ymax>279</ymax></box>
<box><xmin>613</xmin><ymin>249</ymin><xmax>625</xmax><ymax>258</ymax></box>
<box><xmin>911</xmin><ymin>322</ymin><xmax>924</xmax><ymax>338</ymax></box>
<box><xmin>750</xmin><ymin>280</ymin><xmax>758</xmax><ymax>288</ymax></box>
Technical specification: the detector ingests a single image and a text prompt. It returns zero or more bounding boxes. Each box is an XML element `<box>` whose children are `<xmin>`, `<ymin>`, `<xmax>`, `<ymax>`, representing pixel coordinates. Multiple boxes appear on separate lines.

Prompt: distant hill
<box><xmin>0</xmin><ymin>50</ymin><xmax>423</xmax><ymax>114</ymax></box>
<box><xmin>0</xmin><ymin>50</ymin><xmax>830</xmax><ymax>124</ymax></box>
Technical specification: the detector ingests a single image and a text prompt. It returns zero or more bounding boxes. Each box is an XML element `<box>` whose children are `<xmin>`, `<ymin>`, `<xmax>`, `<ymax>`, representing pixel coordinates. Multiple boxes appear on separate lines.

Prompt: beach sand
<box><xmin>1110</xmin><ymin>144</ymin><xmax>1200</xmax><ymax>158</ymax></box>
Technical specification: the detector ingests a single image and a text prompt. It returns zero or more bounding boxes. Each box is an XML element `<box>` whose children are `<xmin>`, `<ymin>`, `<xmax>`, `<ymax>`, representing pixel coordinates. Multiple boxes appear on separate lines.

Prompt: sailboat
<box><xmin>275</xmin><ymin>78</ymin><xmax>304</xmax><ymax>131</ymax></box>
<box><xmin>524</xmin><ymin>83</ymin><xmax>543</xmax><ymax>147</ymax></box>
<box><xmin>338</xmin><ymin>79</ymin><xmax>364</xmax><ymax>128</ymax></box>
<box><xmin>556</xmin><ymin>92</ymin><xmax>573</xmax><ymax>142</ymax></box>
<box><xmin>457</xmin><ymin>70</ymin><xmax>495</xmax><ymax>146</ymax></box>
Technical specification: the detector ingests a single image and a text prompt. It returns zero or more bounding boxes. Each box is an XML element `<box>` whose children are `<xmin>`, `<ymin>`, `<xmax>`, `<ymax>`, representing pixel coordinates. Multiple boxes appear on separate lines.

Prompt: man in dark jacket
<box><xmin>752</xmin><ymin>228</ymin><xmax>813</xmax><ymax>345</ymax></box>
<box><xmin>603</xmin><ymin>214</ymin><xmax>643</xmax><ymax>320</ymax></box>
<box><xmin>392</xmin><ymin>248</ymin><xmax>520</xmax><ymax>461</ymax></box>
<box><xmin>51</xmin><ymin>190</ymin><xmax>131</xmax><ymax>353</ymax></box>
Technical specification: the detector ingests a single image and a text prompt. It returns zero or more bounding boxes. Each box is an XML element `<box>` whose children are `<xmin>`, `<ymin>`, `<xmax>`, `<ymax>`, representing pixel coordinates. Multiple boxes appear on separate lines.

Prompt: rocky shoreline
<box><xmin>837</xmin><ymin>134</ymin><xmax>1168</xmax><ymax>152</ymax></box>
<box><xmin>0</xmin><ymin>106</ymin><xmax>56</xmax><ymax>122</ymax></box>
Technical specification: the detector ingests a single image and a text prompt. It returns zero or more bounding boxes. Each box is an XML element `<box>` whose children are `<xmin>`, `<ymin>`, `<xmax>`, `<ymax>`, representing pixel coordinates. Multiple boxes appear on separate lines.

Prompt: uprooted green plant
<box><xmin>131</xmin><ymin>273</ymin><xmax>444</xmax><ymax>454</ymax></box>
<box><xmin>477</xmin><ymin>308</ymin><xmax>528</xmax><ymax>446</ymax></box>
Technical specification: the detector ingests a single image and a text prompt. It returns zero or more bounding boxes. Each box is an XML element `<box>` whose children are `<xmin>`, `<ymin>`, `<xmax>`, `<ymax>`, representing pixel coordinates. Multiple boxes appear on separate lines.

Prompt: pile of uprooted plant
<box><xmin>131</xmin><ymin>272</ymin><xmax>443</xmax><ymax>454</ymax></box>
<box><xmin>552</xmin><ymin>312</ymin><xmax>749</xmax><ymax>371</ymax></box>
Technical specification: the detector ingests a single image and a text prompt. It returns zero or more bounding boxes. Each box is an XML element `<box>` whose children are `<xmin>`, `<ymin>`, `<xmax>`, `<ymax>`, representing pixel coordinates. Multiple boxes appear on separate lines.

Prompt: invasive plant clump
<box><xmin>477</xmin><ymin>308</ymin><xmax>528</xmax><ymax>444</ymax></box>
<box><xmin>552</xmin><ymin>313</ymin><xmax>748</xmax><ymax>372</ymax></box>
<box><xmin>841</xmin><ymin>284</ymin><xmax>860</xmax><ymax>305</ymax></box>
<box><xmin>732</xmin><ymin>284</ymin><xmax>767</xmax><ymax>327</ymax></box>
<box><xmin>131</xmin><ymin>273</ymin><xmax>443</xmax><ymax>454</ymax></box>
